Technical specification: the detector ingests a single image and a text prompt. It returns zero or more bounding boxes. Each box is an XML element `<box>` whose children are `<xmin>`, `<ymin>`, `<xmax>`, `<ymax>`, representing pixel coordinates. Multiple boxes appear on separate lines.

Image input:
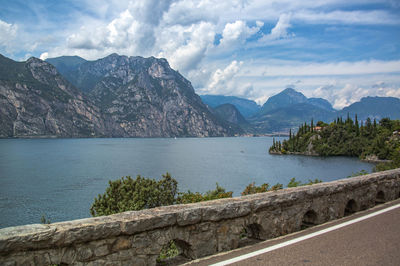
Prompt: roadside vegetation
<box><xmin>91</xmin><ymin>175</ymin><xmax>325</xmax><ymax>217</ymax></box>
<box><xmin>269</xmin><ymin>116</ymin><xmax>400</xmax><ymax>171</ymax></box>
<box><xmin>90</xmin><ymin>172</ymin><xmax>361</xmax><ymax>261</ymax></box>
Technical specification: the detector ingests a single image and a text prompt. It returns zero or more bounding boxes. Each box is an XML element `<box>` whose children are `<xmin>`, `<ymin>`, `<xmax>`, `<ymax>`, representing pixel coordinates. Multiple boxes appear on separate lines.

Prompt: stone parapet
<box><xmin>1</xmin><ymin>168</ymin><xmax>399</xmax><ymax>265</ymax></box>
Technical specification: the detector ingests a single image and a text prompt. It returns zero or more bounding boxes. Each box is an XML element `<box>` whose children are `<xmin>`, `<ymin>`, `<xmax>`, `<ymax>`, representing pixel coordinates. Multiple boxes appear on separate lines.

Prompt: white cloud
<box><xmin>219</xmin><ymin>20</ymin><xmax>262</xmax><ymax>48</ymax></box>
<box><xmin>293</xmin><ymin>10</ymin><xmax>400</xmax><ymax>25</ymax></box>
<box><xmin>0</xmin><ymin>20</ymin><xmax>18</xmax><ymax>48</ymax></box>
<box><xmin>5</xmin><ymin>0</ymin><xmax>399</xmax><ymax>109</ymax></box>
<box><xmin>246</xmin><ymin>60</ymin><xmax>400</xmax><ymax>77</ymax></box>
<box><xmin>312</xmin><ymin>82</ymin><xmax>400</xmax><ymax>109</ymax></box>
<box><xmin>199</xmin><ymin>60</ymin><xmax>245</xmax><ymax>95</ymax></box>
<box><xmin>260</xmin><ymin>13</ymin><xmax>293</xmax><ymax>42</ymax></box>
<box><xmin>39</xmin><ymin>52</ymin><xmax>49</xmax><ymax>60</ymax></box>
<box><xmin>156</xmin><ymin>21</ymin><xmax>216</xmax><ymax>72</ymax></box>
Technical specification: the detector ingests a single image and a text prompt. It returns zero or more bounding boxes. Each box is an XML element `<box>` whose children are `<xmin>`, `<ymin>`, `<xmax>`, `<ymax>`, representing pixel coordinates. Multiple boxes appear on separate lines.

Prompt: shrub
<box><xmin>90</xmin><ymin>173</ymin><xmax>177</xmax><ymax>216</ymax></box>
<box><xmin>176</xmin><ymin>183</ymin><xmax>232</xmax><ymax>204</ymax></box>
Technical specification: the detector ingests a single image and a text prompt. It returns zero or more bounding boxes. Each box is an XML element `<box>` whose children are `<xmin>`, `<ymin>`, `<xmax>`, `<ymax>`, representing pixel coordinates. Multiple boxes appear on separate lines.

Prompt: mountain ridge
<box><xmin>1</xmin><ymin>54</ymin><xmax>238</xmax><ymax>138</ymax></box>
<box><xmin>45</xmin><ymin>54</ymin><xmax>400</xmax><ymax>135</ymax></box>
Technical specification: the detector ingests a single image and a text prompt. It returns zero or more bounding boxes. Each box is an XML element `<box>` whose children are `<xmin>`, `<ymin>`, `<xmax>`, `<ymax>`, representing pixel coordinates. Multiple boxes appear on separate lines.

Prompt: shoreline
<box><xmin>269</xmin><ymin>150</ymin><xmax>393</xmax><ymax>164</ymax></box>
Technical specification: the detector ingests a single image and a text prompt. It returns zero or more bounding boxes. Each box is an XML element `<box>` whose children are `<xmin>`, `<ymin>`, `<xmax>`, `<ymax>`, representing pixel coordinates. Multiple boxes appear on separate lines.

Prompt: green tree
<box><xmin>90</xmin><ymin>173</ymin><xmax>178</xmax><ymax>216</ymax></box>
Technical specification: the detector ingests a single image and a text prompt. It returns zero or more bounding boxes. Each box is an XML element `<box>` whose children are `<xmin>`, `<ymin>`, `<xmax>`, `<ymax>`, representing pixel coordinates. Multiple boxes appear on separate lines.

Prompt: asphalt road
<box><xmin>187</xmin><ymin>199</ymin><xmax>400</xmax><ymax>266</ymax></box>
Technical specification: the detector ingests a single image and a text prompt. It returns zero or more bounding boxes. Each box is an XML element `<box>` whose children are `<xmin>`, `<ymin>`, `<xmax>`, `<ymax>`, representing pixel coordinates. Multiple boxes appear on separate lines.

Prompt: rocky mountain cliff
<box><xmin>46</xmin><ymin>54</ymin><xmax>236</xmax><ymax>137</ymax></box>
<box><xmin>0</xmin><ymin>55</ymin><xmax>118</xmax><ymax>138</ymax></box>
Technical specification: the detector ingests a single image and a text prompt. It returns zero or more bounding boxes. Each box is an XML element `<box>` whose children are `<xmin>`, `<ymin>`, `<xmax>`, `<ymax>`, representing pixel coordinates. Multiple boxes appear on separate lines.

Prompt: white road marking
<box><xmin>210</xmin><ymin>203</ymin><xmax>400</xmax><ymax>266</ymax></box>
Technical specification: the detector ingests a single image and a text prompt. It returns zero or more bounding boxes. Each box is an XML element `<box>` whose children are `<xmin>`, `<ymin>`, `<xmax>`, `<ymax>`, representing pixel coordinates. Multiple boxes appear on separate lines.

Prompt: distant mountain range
<box><xmin>202</xmin><ymin>88</ymin><xmax>400</xmax><ymax>133</ymax></box>
<box><xmin>1</xmin><ymin>52</ymin><xmax>398</xmax><ymax>137</ymax></box>
<box><xmin>0</xmin><ymin>54</ymin><xmax>238</xmax><ymax>138</ymax></box>
<box><xmin>200</xmin><ymin>95</ymin><xmax>261</xmax><ymax>118</ymax></box>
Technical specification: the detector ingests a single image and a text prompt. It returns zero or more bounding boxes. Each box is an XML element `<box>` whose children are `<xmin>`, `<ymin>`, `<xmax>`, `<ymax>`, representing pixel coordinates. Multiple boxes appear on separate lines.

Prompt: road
<box><xmin>187</xmin><ymin>199</ymin><xmax>400</xmax><ymax>266</ymax></box>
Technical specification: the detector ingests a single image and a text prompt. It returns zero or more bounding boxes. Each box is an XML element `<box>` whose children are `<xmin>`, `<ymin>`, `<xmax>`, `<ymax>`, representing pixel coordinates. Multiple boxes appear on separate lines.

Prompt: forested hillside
<box><xmin>269</xmin><ymin>116</ymin><xmax>400</xmax><ymax>171</ymax></box>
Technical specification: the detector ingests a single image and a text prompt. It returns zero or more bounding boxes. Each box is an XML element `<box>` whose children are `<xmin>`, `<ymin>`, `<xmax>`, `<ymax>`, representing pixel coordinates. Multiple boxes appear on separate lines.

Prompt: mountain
<box><xmin>0</xmin><ymin>54</ymin><xmax>117</xmax><ymax>138</ymax></box>
<box><xmin>339</xmin><ymin>96</ymin><xmax>400</xmax><ymax>121</ymax></box>
<box><xmin>200</xmin><ymin>95</ymin><xmax>260</xmax><ymax>118</ymax></box>
<box><xmin>306</xmin><ymin>98</ymin><xmax>334</xmax><ymax>111</ymax></box>
<box><xmin>250</xmin><ymin>103</ymin><xmax>335</xmax><ymax>133</ymax></box>
<box><xmin>250</xmin><ymin>88</ymin><xmax>400</xmax><ymax>133</ymax></box>
<box><xmin>45</xmin><ymin>56</ymin><xmax>87</xmax><ymax>88</ymax></box>
<box><xmin>47</xmin><ymin>54</ymin><xmax>237</xmax><ymax>137</ymax></box>
<box><xmin>212</xmin><ymin>104</ymin><xmax>248</xmax><ymax>126</ymax></box>
<box><xmin>258</xmin><ymin>88</ymin><xmax>307</xmax><ymax>115</ymax></box>
<box><xmin>250</xmin><ymin>88</ymin><xmax>335</xmax><ymax>133</ymax></box>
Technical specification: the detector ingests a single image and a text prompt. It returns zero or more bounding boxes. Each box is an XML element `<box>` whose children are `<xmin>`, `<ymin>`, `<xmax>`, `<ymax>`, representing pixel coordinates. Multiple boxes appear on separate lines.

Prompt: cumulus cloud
<box><xmin>156</xmin><ymin>22</ymin><xmax>216</xmax><ymax>72</ymax></box>
<box><xmin>219</xmin><ymin>20</ymin><xmax>263</xmax><ymax>48</ymax></box>
<box><xmin>65</xmin><ymin>1</ymin><xmax>172</xmax><ymax>56</ymax></box>
<box><xmin>7</xmin><ymin>0</ymin><xmax>399</xmax><ymax>108</ymax></box>
<box><xmin>0</xmin><ymin>20</ymin><xmax>18</xmax><ymax>48</ymax></box>
<box><xmin>198</xmin><ymin>60</ymin><xmax>247</xmax><ymax>96</ymax></box>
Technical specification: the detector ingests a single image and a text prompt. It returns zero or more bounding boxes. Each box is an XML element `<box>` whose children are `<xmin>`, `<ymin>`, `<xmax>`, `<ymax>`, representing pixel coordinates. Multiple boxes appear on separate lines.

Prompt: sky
<box><xmin>0</xmin><ymin>0</ymin><xmax>400</xmax><ymax>109</ymax></box>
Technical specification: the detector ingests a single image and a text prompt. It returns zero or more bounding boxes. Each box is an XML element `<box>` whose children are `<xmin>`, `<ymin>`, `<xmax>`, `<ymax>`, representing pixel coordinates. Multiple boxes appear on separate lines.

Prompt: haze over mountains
<box><xmin>1</xmin><ymin>53</ymin><xmax>399</xmax><ymax>137</ymax></box>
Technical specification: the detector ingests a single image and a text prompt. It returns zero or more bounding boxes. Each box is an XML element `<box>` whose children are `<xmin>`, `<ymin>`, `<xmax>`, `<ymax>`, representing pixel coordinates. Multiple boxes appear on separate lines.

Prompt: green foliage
<box><xmin>176</xmin><ymin>183</ymin><xmax>233</xmax><ymax>204</ymax></box>
<box><xmin>269</xmin><ymin>116</ymin><xmax>400</xmax><ymax>171</ymax></box>
<box><xmin>287</xmin><ymin>177</ymin><xmax>322</xmax><ymax>188</ymax></box>
<box><xmin>157</xmin><ymin>240</ymin><xmax>180</xmax><ymax>263</ymax></box>
<box><xmin>347</xmin><ymin>170</ymin><xmax>369</xmax><ymax>178</ymax></box>
<box><xmin>241</xmin><ymin>182</ymin><xmax>283</xmax><ymax>195</ymax></box>
<box><xmin>90</xmin><ymin>173</ymin><xmax>178</xmax><ymax>216</ymax></box>
<box><xmin>40</xmin><ymin>214</ymin><xmax>51</xmax><ymax>224</ymax></box>
<box><xmin>287</xmin><ymin>178</ymin><xmax>302</xmax><ymax>188</ymax></box>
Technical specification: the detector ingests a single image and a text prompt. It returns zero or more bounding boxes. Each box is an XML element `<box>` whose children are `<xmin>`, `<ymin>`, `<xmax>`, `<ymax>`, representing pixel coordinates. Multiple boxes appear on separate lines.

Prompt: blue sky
<box><xmin>0</xmin><ymin>0</ymin><xmax>399</xmax><ymax>108</ymax></box>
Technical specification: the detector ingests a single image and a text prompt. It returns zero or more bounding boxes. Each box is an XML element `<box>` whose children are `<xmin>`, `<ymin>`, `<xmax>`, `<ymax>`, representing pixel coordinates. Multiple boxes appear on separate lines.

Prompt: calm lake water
<box><xmin>0</xmin><ymin>137</ymin><xmax>373</xmax><ymax>228</ymax></box>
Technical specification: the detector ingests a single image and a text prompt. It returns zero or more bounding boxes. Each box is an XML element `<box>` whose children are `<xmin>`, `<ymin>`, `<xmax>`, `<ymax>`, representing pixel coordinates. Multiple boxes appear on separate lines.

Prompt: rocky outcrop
<box><xmin>1</xmin><ymin>168</ymin><xmax>399</xmax><ymax>265</ymax></box>
<box><xmin>1</xmin><ymin>54</ymin><xmax>236</xmax><ymax>138</ymax></box>
<box><xmin>83</xmin><ymin>54</ymin><xmax>235</xmax><ymax>137</ymax></box>
<box><xmin>0</xmin><ymin>55</ymin><xmax>119</xmax><ymax>138</ymax></box>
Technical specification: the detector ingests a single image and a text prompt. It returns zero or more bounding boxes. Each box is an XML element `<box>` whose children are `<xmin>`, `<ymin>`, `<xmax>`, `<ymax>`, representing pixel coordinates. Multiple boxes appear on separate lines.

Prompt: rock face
<box><xmin>1</xmin><ymin>168</ymin><xmax>399</xmax><ymax>265</ymax></box>
<box><xmin>86</xmin><ymin>54</ymin><xmax>234</xmax><ymax>137</ymax></box>
<box><xmin>1</xmin><ymin>54</ymin><xmax>235</xmax><ymax>138</ymax></box>
<box><xmin>0</xmin><ymin>55</ymin><xmax>118</xmax><ymax>138</ymax></box>
<box><xmin>47</xmin><ymin>54</ymin><xmax>236</xmax><ymax>137</ymax></box>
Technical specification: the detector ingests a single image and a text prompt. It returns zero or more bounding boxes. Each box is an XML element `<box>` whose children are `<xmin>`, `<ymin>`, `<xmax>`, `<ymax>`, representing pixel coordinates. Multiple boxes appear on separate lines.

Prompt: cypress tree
<box><xmin>355</xmin><ymin>114</ymin><xmax>359</xmax><ymax>136</ymax></box>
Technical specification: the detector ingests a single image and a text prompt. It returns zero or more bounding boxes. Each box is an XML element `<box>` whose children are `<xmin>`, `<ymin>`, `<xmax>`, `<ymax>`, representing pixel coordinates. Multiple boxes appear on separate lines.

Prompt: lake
<box><xmin>0</xmin><ymin>137</ymin><xmax>373</xmax><ymax>228</ymax></box>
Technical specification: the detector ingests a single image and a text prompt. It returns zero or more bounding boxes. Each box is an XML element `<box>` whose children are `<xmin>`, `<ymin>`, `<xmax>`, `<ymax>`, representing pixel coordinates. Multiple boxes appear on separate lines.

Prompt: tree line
<box><xmin>269</xmin><ymin>116</ymin><xmax>400</xmax><ymax>171</ymax></box>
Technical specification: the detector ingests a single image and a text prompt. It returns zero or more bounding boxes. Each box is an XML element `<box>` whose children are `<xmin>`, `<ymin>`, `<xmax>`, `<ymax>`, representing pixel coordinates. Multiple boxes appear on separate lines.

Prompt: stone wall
<box><xmin>1</xmin><ymin>168</ymin><xmax>400</xmax><ymax>265</ymax></box>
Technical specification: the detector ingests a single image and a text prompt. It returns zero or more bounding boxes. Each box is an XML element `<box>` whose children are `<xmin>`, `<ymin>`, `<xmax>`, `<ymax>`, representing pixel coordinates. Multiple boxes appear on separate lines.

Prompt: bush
<box><xmin>287</xmin><ymin>177</ymin><xmax>302</xmax><ymax>188</ymax></box>
<box><xmin>90</xmin><ymin>173</ymin><xmax>177</xmax><ymax>216</ymax></box>
<box><xmin>347</xmin><ymin>170</ymin><xmax>369</xmax><ymax>178</ymax></box>
<box><xmin>241</xmin><ymin>182</ymin><xmax>283</xmax><ymax>196</ymax></box>
<box><xmin>287</xmin><ymin>177</ymin><xmax>322</xmax><ymax>188</ymax></box>
<box><xmin>176</xmin><ymin>183</ymin><xmax>232</xmax><ymax>204</ymax></box>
